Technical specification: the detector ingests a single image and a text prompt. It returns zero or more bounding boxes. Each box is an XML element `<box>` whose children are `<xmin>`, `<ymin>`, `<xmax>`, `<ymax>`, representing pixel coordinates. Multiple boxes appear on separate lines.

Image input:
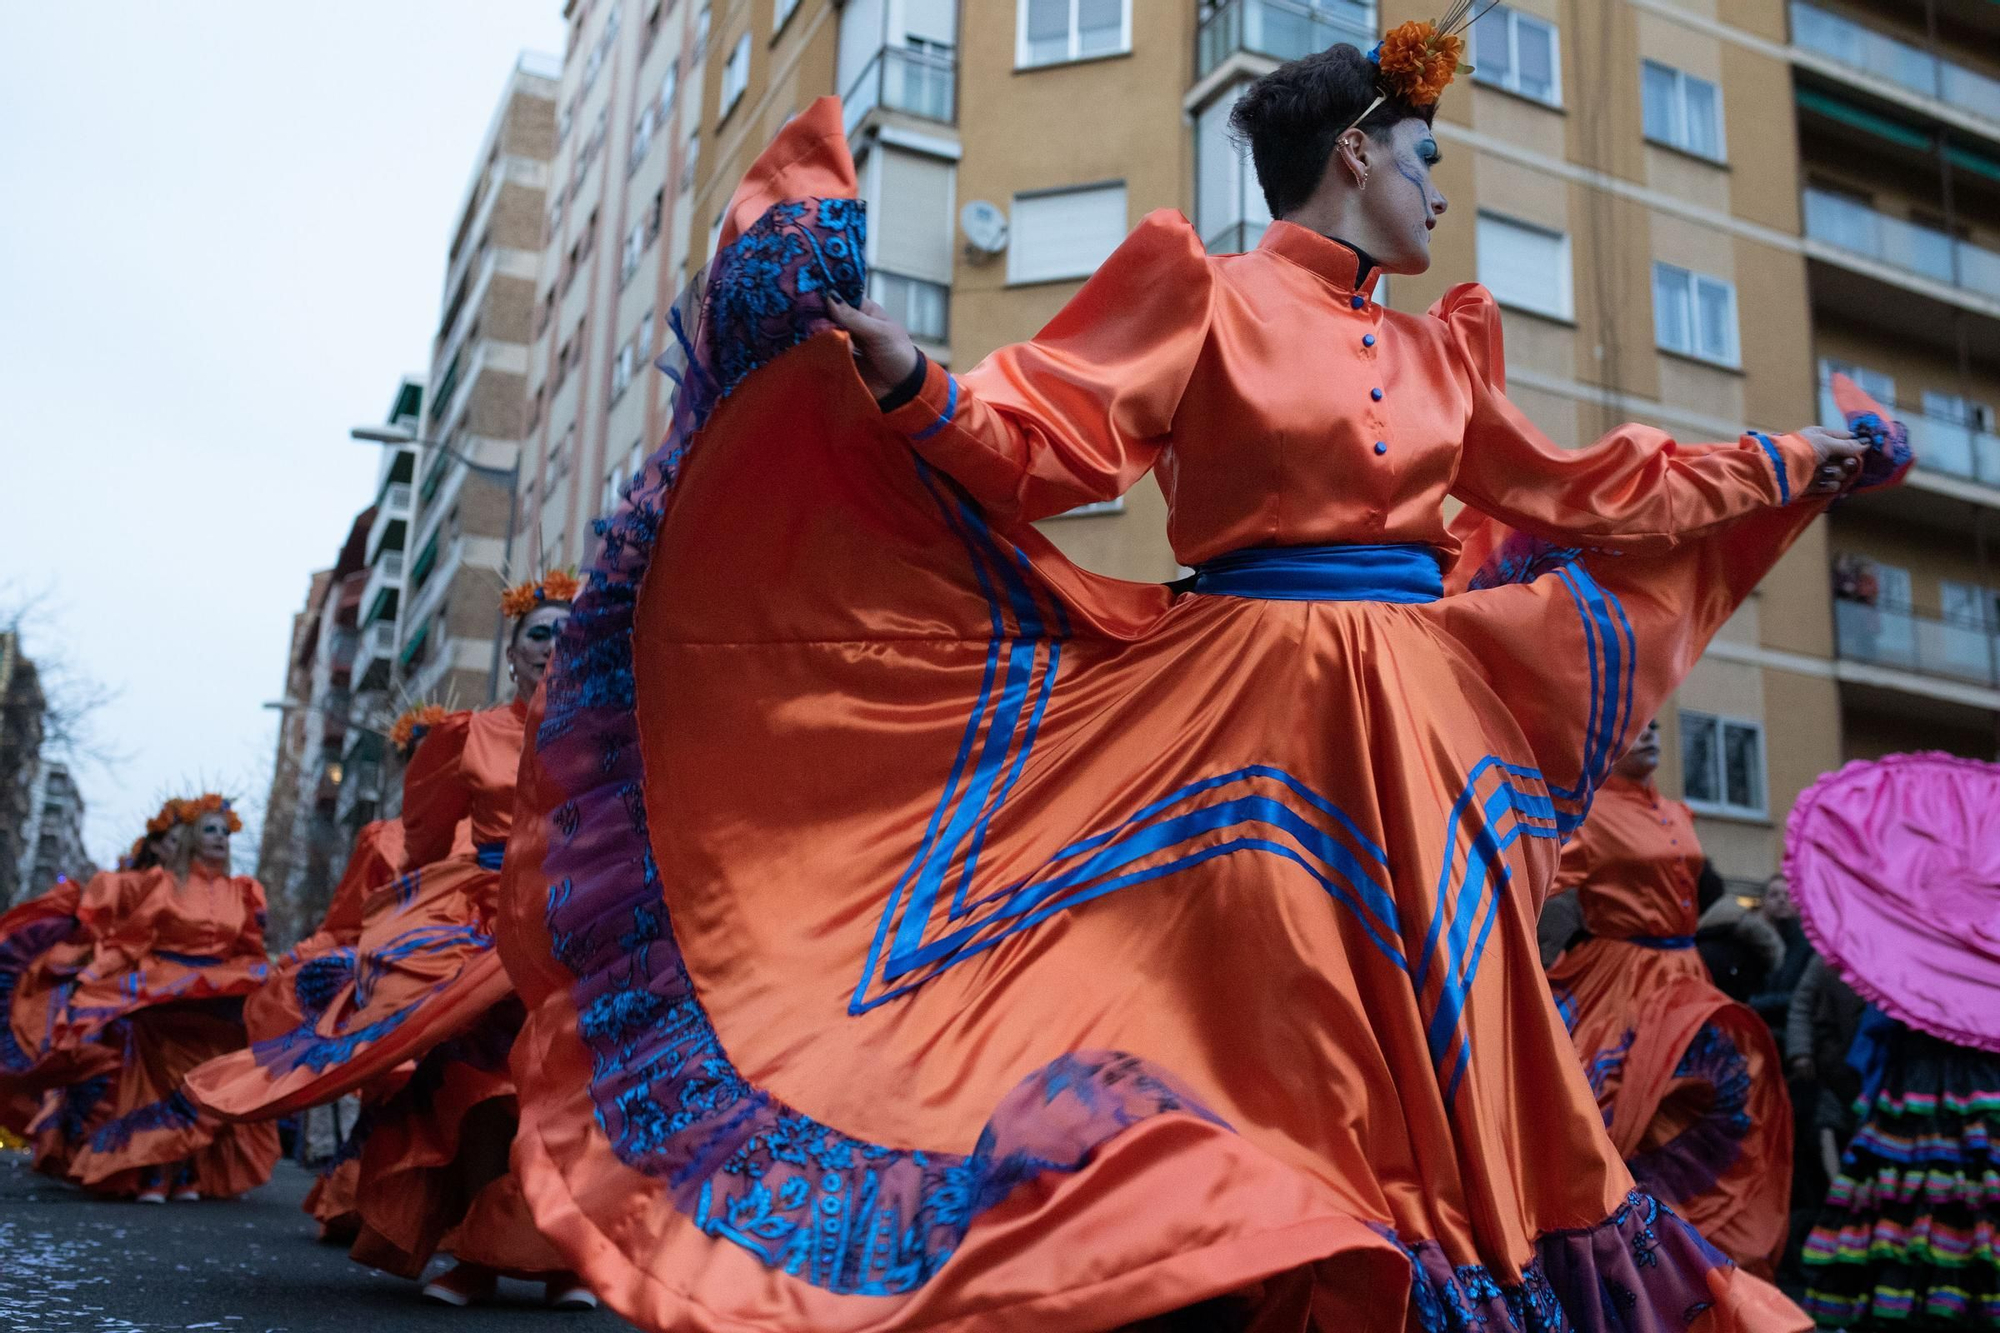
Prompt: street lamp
<box><xmin>349</xmin><ymin>424</ymin><xmax>520</xmax><ymax>703</ymax></box>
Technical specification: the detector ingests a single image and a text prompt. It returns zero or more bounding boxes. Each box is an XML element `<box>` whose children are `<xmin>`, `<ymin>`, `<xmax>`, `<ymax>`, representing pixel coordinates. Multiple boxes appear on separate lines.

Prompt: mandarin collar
<box><xmin>1259</xmin><ymin>221</ymin><xmax>1383</xmax><ymax>299</ymax></box>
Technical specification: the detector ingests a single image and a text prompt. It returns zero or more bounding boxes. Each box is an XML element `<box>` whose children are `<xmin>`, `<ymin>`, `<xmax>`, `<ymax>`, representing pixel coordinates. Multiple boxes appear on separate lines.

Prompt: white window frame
<box><xmin>1641</xmin><ymin>59</ymin><xmax>1726</xmax><ymax>161</ymax></box>
<box><xmin>719</xmin><ymin>32</ymin><xmax>751</xmax><ymax>119</ymax></box>
<box><xmin>1016</xmin><ymin>0</ymin><xmax>1132</xmax><ymax>70</ymax></box>
<box><xmin>1006</xmin><ymin>181</ymin><xmax>1129</xmax><ymax>285</ymax></box>
<box><xmin>1476</xmin><ymin>212</ymin><xmax>1574</xmax><ymax>321</ymax></box>
<box><xmin>1652</xmin><ymin>262</ymin><xmax>1740</xmax><ymax>368</ymax></box>
<box><xmin>1678</xmin><ymin>710</ymin><xmax>1767</xmax><ymax>820</ymax></box>
<box><xmin>1472</xmin><ymin>6</ymin><xmax>1562</xmax><ymax>107</ymax></box>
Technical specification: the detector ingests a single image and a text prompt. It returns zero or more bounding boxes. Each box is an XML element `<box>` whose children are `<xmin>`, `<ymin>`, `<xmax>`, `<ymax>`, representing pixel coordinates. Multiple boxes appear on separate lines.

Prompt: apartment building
<box><xmin>399</xmin><ymin>55</ymin><xmax>561</xmax><ymax>711</ymax></box>
<box><xmin>528</xmin><ymin>0</ymin><xmax>1994</xmax><ymax>886</ymax></box>
<box><xmin>15</xmin><ymin>760</ymin><xmax>92</xmax><ymax>902</ymax></box>
<box><xmin>257</xmin><ymin>567</ymin><xmax>332</xmax><ymax>925</ymax></box>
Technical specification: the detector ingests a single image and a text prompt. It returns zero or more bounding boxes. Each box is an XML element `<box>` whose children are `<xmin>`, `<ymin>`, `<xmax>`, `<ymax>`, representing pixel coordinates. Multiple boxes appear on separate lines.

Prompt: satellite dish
<box><xmin>960</xmin><ymin>200</ymin><xmax>1009</xmax><ymax>260</ymax></box>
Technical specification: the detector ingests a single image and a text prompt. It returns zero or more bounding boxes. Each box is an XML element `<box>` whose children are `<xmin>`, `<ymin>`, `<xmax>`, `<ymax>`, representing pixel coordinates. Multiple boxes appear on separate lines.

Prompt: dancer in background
<box><xmin>56</xmin><ymin>796</ymin><xmax>277</xmax><ymax>1201</ymax></box>
<box><xmin>497</xmin><ymin>26</ymin><xmax>1903</xmax><ymax>1329</ymax></box>
<box><xmin>1788</xmin><ymin>753</ymin><xmax>2000</xmax><ymax>1330</ymax></box>
<box><xmin>238</xmin><ymin>816</ymin><xmax>404</xmax><ymax>1242</ymax></box>
<box><xmin>1544</xmin><ymin>719</ymin><xmax>1795</xmax><ymax>1273</ymax></box>
<box><xmin>189</xmin><ymin>577</ymin><xmax>589</xmax><ymax>1310</ymax></box>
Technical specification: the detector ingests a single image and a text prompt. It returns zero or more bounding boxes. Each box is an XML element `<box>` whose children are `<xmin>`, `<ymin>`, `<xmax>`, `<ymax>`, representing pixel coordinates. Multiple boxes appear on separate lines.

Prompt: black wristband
<box><xmin>875</xmin><ymin>350</ymin><xmax>929</xmax><ymax>414</ymax></box>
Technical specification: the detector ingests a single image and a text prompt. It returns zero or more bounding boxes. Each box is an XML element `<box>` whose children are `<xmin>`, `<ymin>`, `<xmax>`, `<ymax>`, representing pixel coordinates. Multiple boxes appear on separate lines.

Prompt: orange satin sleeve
<box><xmin>1434</xmin><ymin>285</ymin><xmax>1820</xmax><ymax>551</ymax></box>
<box><xmin>399</xmin><ymin>712</ymin><xmax>474</xmax><ymax>869</ymax></box>
<box><xmin>74</xmin><ymin>869</ymin><xmax>147</xmax><ymax>980</ymax></box>
<box><xmin>234</xmin><ymin>877</ymin><xmax>269</xmax><ymax>958</ymax></box>
<box><xmin>880</xmin><ymin>210</ymin><xmax>1213</xmax><ymax>524</ymax></box>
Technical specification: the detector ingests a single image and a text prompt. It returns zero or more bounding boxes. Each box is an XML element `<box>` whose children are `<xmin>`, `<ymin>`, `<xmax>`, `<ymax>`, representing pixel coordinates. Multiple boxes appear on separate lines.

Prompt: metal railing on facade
<box><xmin>1198</xmin><ymin>0</ymin><xmax>1376</xmax><ymax>79</ymax></box>
<box><xmin>1790</xmin><ymin>2</ymin><xmax>2000</xmax><ymax>128</ymax></box>
<box><xmin>1833</xmin><ymin>595</ymin><xmax>2000</xmax><ymax>688</ymax></box>
<box><xmin>841</xmin><ymin>47</ymin><xmax>956</xmax><ymax>135</ymax></box>
<box><xmin>1803</xmin><ymin>187</ymin><xmax>2000</xmax><ymax>304</ymax></box>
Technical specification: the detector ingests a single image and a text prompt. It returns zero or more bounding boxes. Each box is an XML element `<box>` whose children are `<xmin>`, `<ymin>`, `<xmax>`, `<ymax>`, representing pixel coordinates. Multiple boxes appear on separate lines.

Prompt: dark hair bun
<box><xmin>1228</xmin><ymin>42</ymin><xmax>1433</xmax><ymax>219</ymax></box>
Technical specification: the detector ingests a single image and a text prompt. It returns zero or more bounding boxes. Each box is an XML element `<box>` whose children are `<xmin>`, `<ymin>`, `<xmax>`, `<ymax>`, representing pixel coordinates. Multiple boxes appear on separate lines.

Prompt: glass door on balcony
<box><xmin>1874</xmin><ymin>563</ymin><xmax>1914</xmax><ymax>661</ymax></box>
<box><xmin>1940</xmin><ymin>579</ymin><xmax>1999</xmax><ymax>679</ymax></box>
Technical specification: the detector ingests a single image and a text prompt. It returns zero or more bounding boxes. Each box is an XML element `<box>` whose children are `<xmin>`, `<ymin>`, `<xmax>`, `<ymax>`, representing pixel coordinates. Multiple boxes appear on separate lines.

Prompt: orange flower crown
<box><xmin>1347</xmin><ymin>6</ymin><xmax>1493</xmax><ymax>134</ymax></box>
<box><xmin>499</xmin><ymin>568</ymin><xmax>581</xmax><ymax>619</ymax></box>
<box><xmin>389</xmin><ymin>703</ymin><xmax>451</xmax><ymax>753</ymax></box>
<box><xmin>143</xmin><ymin>792</ymin><xmax>243</xmax><ymax>837</ymax></box>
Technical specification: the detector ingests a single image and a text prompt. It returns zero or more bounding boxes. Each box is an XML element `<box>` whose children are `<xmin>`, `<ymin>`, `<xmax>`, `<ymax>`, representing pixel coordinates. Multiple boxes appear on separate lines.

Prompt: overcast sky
<box><xmin>0</xmin><ymin>4</ymin><xmax>568</xmax><ymax>869</ymax></box>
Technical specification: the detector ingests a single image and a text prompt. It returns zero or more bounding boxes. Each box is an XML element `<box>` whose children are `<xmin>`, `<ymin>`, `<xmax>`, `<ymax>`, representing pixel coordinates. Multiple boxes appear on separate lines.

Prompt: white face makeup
<box><xmin>507</xmin><ymin>604</ymin><xmax>573</xmax><ymax>699</ymax></box>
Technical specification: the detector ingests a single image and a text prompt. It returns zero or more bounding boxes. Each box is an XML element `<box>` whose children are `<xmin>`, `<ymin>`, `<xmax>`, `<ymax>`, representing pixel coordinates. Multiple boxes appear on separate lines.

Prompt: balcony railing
<box><xmin>1803</xmin><ymin>187</ymin><xmax>2000</xmax><ymax>303</ymax></box>
<box><xmin>841</xmin><ymin>47</ymin><xmax>956</xmax><ymax>135</ymax></box>
<box><xmin>869</xmin><ymin>270</ymin><xmax>949</xmax><ymax>344</ymax></box>
<box><xmin>1818</xmin><ymin>381</ymin><xmax>2000</xmax><ymax>488</ymax></box>
<box><xmin>1198</xmin><ymin>0</ymin><xmax>1376</xmax><ymax>80</ymax></box>
<box><xmin>1790</xmin><ymin>3</ymin><xmax>2000</xmax><ymax>128</ymax></box>
<box><xmin>353</xmin><ymin>620</ymin><xmax>398</xmax><ymax>691</ymax></box>
<box><xmin>380</xmin><ymin>481</ymin><xmax>413</xmax><ymax>516</ymax></box>
<box><xmin>1834</xmin><ymin>595</ymin><xmax>2000</xmax><ymax>688</ymax></box>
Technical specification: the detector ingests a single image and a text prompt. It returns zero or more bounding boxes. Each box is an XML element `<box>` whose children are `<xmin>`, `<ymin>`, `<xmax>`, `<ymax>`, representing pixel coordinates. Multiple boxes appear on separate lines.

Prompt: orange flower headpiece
<box><xmin>144</xmin><ymin>792</ymin><xmax>243</xmax><ymax>837</ymax></box>
<box><xmin>1344</xmin><ymin>5</ymin><xmax>1492</xmax><ymax>135</ymax></box>
<box><xmin>389</xmin><ymin>703</ymin><xmax>451</xmax><ymax>754</ymax></box>
<box><xmin>499</xmin><ymin>568</ymin><xmax>581</xmax><ymax>620</ymax></box>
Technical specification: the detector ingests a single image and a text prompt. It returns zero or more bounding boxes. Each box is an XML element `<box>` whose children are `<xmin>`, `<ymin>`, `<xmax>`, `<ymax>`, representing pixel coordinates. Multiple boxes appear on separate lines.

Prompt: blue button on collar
<box><xmin>1374</xmin><ymin>441</ymin><xmax>1388</xmax><ymax>455</ymax></box>
<box><xmin>1362</xmin><ymin>333</ymin><xmax>1376</xmax><ymax>347</ymax></box>
<box><xmin>1351</xmin><ymin>295</ymin><xmax>1367</xmax><ymax>309</ymax></box>
<box><xmin>1371</xmin><ymin>388</ymin><xmax>1383</xmax><ymax>401</ymax></box>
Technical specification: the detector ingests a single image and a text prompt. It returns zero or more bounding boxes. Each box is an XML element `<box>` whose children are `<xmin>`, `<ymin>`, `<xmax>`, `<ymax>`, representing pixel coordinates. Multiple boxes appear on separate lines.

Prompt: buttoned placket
<box><xmin>1354</xmin><ymin>298</ymin><xmax>1389</xmax><ymax>460</ymax></box>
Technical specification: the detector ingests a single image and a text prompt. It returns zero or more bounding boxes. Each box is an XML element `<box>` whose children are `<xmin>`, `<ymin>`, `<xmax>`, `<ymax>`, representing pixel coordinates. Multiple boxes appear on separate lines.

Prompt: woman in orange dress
<box><xmin>1544</xmin><ymin>719</ymin><xmax>1795</xmax><ymax>1274</ymax></box>
<box><xmin>497</xmin><ymin>32</ymin><xmax>1906</xmax><ymax>1333</ymax></box>
<box><xmin>188</xmin><ymin>585</ymin><xmax>591</xmax><ymax>1309</ymax></box>
<box><xmin>239</xmin><ymin>817</ymin><xmax>405</xmax><ymax>1240</ymax></box>
<box><xmin>56</xmin><ymin>797</ymin><xmax>278</xmax><ymax>1201</ymax></box>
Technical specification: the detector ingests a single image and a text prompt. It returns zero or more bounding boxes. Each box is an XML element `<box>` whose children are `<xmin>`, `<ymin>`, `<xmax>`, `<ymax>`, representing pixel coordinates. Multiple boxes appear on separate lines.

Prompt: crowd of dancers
<box><xmin>3</xmin><ymin>17</ymin><xmax>1994</xmax><ymax>1331</ymax></box>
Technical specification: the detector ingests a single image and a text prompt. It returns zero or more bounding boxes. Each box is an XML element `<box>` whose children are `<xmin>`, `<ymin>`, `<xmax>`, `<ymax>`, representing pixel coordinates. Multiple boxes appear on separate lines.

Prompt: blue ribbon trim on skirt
<box><xmin>475</xmin><ymin>842</ymin><xmax>506</xmax><ymax>871</ymax></box>
<box><xmin>1191</xmin><ymin>544</ymin><xmax>1444</xmax><ymax>604</ymax></box>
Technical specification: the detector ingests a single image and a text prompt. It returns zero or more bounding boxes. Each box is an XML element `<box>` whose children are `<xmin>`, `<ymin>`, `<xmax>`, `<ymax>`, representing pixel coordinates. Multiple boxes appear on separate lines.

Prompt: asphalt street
<box><xmin>0</xmin><ymin>1152</ymin><xmax>632</xmax><ymax>1332</ymax></box>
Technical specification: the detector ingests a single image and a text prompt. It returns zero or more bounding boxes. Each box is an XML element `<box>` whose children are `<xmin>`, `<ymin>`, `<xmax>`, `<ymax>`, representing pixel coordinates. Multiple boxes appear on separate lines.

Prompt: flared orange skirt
<box><xmin>496</xmin><ymin>273</ymin><xmax>1825</xmax><ymax>1329</ymax></box>
<box><xmin>1549</xmin><ymin>940</ymin><xmax>1794</xmax><ymax>1274</ymax></box>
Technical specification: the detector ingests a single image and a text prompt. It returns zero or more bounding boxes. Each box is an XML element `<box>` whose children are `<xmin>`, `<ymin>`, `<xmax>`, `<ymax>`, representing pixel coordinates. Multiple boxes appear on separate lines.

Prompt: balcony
<box><xmin>842</xmin><ymin>46</ymin><xmax>956</xmax><ymax>136</ymax></box>
<box><xmin>869</xmin><ymin>270</ymin><xmax>949</xmax><ymax>345</ymax></box>
<box><xmin>352</xmin><ymin>619</ymin><xmax>398</xmax><ymax>692</ymax></box>
<box><xmin>1818</xmin><ymin>380</ymin><xmax>2000</xmax><ymax>488</ymax></box>
<box><xmin>1198</xmin><ymin>0</ymin><xmax>1376</xmax><ymax>81</ymax></box>
<box><xmin>334</xmin><ymin>756</ymin><xmax>382</xmax><ymax>828</ymax></box>
<box><xmin>1802</xmin><ymin>187</ymin><xmax>2000</xmax><ymax>304</ymax></box>
<box><xmin>1790</xmin><ymin>2</ymin><xmax>2000</xmax><ymax>132</ymax></box>
<box><xmin>1835</xmin><ymin>596</ymin><xmax>2000</xmax><ymax>689</ymax></box>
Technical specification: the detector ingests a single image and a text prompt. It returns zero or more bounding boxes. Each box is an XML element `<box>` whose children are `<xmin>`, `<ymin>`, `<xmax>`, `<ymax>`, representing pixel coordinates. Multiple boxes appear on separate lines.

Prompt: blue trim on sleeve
<box><xmin>1750</xmin><ymin>431</ymin><xmax>1790</xmax><ymax>504</ymax></box>
<box><xmin>909</xmin><ymin>374</ymin><xmax>959</xmax><ymax>443</ymax></box>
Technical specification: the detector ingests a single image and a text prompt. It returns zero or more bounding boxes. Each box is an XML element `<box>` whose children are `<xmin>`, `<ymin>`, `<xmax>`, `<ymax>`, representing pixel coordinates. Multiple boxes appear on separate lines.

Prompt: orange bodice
<box><xmin>79</xmin><ymin>863</ymin><xmax>267</xmax><ymax>969</ymax></box>
<box><xmin>398</xmin><ymin>696</ymin><xmax>529</xmax><ymax>867</ymax></box>
<box><xmin>882</xmin><ymin>217</ymin><xmax>1819</xmax><ymax>568</ymax></box>
<box><xmin>1555</xmin><ymin>773</ymin><xmax>1703</xmax><ymax>940</ymax></box>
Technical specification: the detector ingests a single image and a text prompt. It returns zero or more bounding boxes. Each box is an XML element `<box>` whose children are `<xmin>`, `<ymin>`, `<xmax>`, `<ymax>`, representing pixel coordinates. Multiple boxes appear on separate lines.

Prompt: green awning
<box><xmin>364</xmin><ymin>586</ymin><xmax>397</xmax><ymax>626</ymax></box>
<box><xmin>1796</xmin><ymin>86</ymin><xmax>1933</xmax><ymax>150</ymax></box>
<box><xmin>399</xmin><ymin>624</ymin><xmax>430</xmax><ymax>667</ymax></box>
<box><xmin>410</xmin><ymin>532</ymin><xmax>439</xmax><ymax>589</ymax></box>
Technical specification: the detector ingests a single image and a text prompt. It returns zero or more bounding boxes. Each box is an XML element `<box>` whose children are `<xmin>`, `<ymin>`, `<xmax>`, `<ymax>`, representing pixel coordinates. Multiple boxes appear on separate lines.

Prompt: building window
<box><xmin>1652</xmin><ymin>263</ymin><xmax>1739</xmax><ymax>367</ymax></box>
<box><xmin>628</xmin><ymin>104</ymin><xmax>658</xmax><ymax>176</ymax></box>
<box><xmin>1642</xmin><ymin>60</ymin><xmax>1724</xmax><ymax>161</ymax></box>
<box><xmin>869</xmin><ymin>270</ymin><xmax>950</xmax><ymax>343</ymax></box>
<box><xmin>621</xmin><ymin>222</ymin><xmax>645</xmax><ymax>287</ymax></box>
<box><xmin>1476</xmin><ymin>213</ymin><xmax>1573</xmax><ymax>320</ymax></box>
<box><xmin>774</xmin><ymin>0</ymin><xmax>800</xmax><ymax>33</ymax></box>
<box><xmin>637</xmin><ymin>306</ymin><xmax>656</xmax><ymax>364</ymax></box>
<box><xmin>720</xmin><ymin>32</ymin><xmax>751</xmax><ymax>119</ymax></box>
<box><xmin>1679</xmin><ymin>711</ymin><xmax>1766</xmax><ymax>818</ymax></box>
<box><xmin>1018</xmin><ymin>0</ymin><xmax>1129</xmax><ymax>69</ymax></box>
<box><xmin>708</xmin><ymin>209</ymin><xmax>727</xmax><ymax>261</ymax></box>
<box><xmin>693</xmin><ymin>2</ymin><xmax>711</xmax><ymax>61</ymax></box>
<box><xmin>612</xmin><ymin>338</ymin><xmax>637</xmax><ymax>402</ymax></box>
<box><xmin>603</xmin><ymin>462</ymin><xmax>627</xmax><ymax>515</ymax></box>
<box><xmin>1472</xmin><ymin>6</ymin><xmax>1560</xmax><ymax>106</ymax></box>
<box><xmin>1008</xmin><ymin>182</ymin><xmax>1128</xmax><ymax>285</ymax></box>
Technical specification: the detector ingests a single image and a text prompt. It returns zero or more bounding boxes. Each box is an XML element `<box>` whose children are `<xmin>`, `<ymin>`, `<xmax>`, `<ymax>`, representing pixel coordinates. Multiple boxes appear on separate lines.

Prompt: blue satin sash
<box><xmin>1190</xmin><ymin>543</ymin><xmax>1444</xmax><ymax>604</ymax></box>
<box><xmin>1627</xmin><ymin>934</ymin><xmax>1695</xmax><ymax>950</ymax></box>
<box><xmin>476</xmin><ymin>842</ymin><xmax>506</xmax><ymax>871</ymax></box>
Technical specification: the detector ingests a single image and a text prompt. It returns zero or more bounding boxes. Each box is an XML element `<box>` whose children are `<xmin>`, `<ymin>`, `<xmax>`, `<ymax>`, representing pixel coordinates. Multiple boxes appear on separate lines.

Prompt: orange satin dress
<box><xmin>235</xmin><ymin>818</ymin><xmax>405</xmax><ymax>1236</ymax></box>
<box><xmin>0</xmin><ymin>880</ymin><xmax>118</xmax><ymax>1159</ymax></box>
<box><xmin>54</xmin><ymin>863</ymin><xmax>278</xmax><ymax>1197</ymax></box>
<box><xmin>1545</xmin><ymin>775</ymin><xmax>1794</xmax><ymax>1274</ymax></box>
<box><xmin>497</xmin><ymin>99</ymin><xmax>1856</xmax><ymax>1333</ymax></box>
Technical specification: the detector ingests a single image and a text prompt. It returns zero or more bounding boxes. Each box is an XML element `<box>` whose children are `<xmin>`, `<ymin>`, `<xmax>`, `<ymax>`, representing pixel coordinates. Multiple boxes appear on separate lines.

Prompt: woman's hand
<box><xmin>1799</xmin><ymin>425</ymin><xmax>1866</xmax><ymax>495</ymax></box>
<box><xmin>826</xmin><ymin>293</ymin><xmax>919</xmax><ymax>399</ymax></box>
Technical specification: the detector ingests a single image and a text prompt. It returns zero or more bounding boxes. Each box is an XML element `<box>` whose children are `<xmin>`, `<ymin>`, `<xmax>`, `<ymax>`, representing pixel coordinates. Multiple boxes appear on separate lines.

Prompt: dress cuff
<box><xmin>880</xmin><ymin>357</ymin><xmax>959</xmax><ymax>443</ymax></box>
<box><xmin>874</xmin><ymin>351</ymin><xmax>929</xmax><ymax>413</ymax></box>
<box><xmin>1748</xmin><ymin>431</ymin><xmax>1818</xmax><ymax>506</ymax></box>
